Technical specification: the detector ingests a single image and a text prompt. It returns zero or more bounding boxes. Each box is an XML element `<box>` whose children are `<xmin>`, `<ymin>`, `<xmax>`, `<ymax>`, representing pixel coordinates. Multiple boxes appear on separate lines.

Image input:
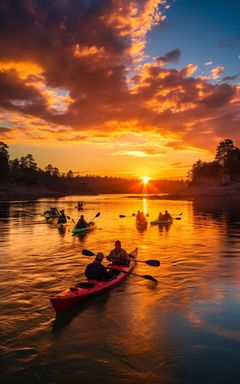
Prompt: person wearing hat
<box><xmin>107</xmin><ymin>240</ymin><xmax>130</xmax><ymax>266</ymax></box>
<box><xmin>85</xmin><ymin>253</ymin><xmax>113</xmax><ymax>281</ymax></box>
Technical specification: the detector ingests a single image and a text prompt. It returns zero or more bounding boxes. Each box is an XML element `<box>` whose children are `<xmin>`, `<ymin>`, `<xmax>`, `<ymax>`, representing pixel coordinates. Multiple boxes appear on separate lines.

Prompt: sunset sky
<box><xmin>0</xmin><ymin>0</ymin><xmax>239</xmax><ymax>179</ymax></box>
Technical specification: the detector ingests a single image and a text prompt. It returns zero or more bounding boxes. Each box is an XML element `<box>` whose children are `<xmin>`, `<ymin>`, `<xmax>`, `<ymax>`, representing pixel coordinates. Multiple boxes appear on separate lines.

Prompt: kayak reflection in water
<box><xmin>76</xmin><ymin>214</ymin><xmax>88</xmax><ymax>228</ymax></box>
<box><xmin>107</xmin><ymin>240</ymin><xmax>130</xmax><ymax>266</ymax></box>
<box><xmin>85</xmin><ymin>253</ymin><xmax>113</xmax><ymax>281</ymax></box>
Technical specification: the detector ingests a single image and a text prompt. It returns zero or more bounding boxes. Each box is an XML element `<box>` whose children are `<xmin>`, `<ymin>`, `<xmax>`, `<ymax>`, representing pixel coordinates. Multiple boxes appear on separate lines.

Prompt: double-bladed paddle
<box><xmin>88</xmin><ymin>211</ymin><xmax>100</xmax><ymax>225</ymax></box>
<box><xmin>82</xmin><ymin>249</ymin><xmax>160</xmax><ymax>267</ymax></box>
<box><xmin>119</xmin><ymin>213</ymin><xmax>149</xmax><ymax>218</ymax></box>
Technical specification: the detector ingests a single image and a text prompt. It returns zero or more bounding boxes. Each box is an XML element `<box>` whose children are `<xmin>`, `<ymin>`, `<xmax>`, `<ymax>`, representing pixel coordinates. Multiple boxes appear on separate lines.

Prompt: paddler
<box><xmin>162</xmin><ymin>210</ymin><xmax>172</xmax><ymax>220</ymax></box>
<box><xmin>57</xmin><ymin>210</ymin><xmax>67</xmax><ymax>224</ymax></box>
<box><xmin>76</xmin><ymin>214</ymin><xmax>88</xmax><ymax>228</ymax></box>
<box><xmin>85</xmin><ymin>253</ymin><xmax>113</xmax><ymax>281</ymax></box>
<box><xmin>158</xmin><ymin>212</ymin><xmax>163</xmax><ymax>220</ymax></box>
<box><xmin>107</xmin><ymin>240</ymin><xmax>130</xmax><ymax>266</ymax></box>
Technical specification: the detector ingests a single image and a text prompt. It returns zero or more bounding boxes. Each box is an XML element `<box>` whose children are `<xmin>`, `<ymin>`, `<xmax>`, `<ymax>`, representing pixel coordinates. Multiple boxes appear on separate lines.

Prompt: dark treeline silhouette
<box><xmin>188</xmin><ymin>139</ymin><xmax>240</xmax><ymax>185</ymax></box>
<box><xmin>0</xmin><ymin>142</ymin><xmax>185</xmax><ymax>195</ymax></box>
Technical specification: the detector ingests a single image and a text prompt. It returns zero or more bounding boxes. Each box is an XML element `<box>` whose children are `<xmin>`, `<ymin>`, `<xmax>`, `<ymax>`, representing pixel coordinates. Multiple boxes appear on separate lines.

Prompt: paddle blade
<box><xmin>119</xmin><ymin>215</ymin><xmax>125</xmax><ymax>218</ymax></box>
<box><xmin>174</xmin><ymin>217</ymin><xmax>181</xmax><ymax>220</ymax></box>
<box><xmin>142</xmin><ymin>275</ymin><xmax>158</xmax><ymax>282</ymax></box>
<box><xmin>95</xmin><ymin>212</ymin><xmax>100</xmax><ymax>218</ymax></box>
<box><xmin>82</xmin><ymin>249</ymin><xmax>95</xmax><ymax>256</ymax></box>
<box><xmin>145</xmin><ymin>260</ymin><xmax>160</xmax><ymax>267</ymax></box>
<box><xmin>132</xmin><ymin>213</ymin><xmax>136</xmax><ymax>216</ymax></box>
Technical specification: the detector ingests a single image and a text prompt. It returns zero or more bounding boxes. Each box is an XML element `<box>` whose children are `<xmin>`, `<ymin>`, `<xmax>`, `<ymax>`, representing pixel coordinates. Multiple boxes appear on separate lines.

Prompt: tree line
<box><xmin>188</xmin><ymin>139</ymin><xmax>240</xmax><ymax>185</ymax></box>
<box><xmin>0</xmin><ymin>142</ymin><xmax>185</xmax><ymax>194</ymax></box>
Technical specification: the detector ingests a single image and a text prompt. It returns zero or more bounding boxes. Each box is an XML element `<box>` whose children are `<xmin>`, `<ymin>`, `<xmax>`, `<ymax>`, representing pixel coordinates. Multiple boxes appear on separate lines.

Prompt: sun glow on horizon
<box><xmin>142</xmin><ymin>176</ymin><xmax>150</xmax><ymax>184</ymax></box>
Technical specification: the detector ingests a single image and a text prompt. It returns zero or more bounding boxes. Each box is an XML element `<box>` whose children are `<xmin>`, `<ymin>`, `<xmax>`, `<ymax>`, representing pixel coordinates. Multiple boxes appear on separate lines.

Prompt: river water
<box><xmin>1</xmin><ymin>194</ymin><xmax>240</xmax><ymax>384</ymax></box>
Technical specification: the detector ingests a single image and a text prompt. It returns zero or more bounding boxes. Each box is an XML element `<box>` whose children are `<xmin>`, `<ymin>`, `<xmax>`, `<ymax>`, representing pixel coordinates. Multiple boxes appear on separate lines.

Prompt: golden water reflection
<box><xmin>1</xmin><ymin>195</ymin><xmax>240</xmax><ymax>383</ymax></box>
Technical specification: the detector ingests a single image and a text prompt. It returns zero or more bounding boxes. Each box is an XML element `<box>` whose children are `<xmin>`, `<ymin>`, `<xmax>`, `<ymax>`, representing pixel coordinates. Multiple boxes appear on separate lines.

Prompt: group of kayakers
<box><xmin>44</xmin><ymin>207</ymin><xmax>68</xmax><ymax>224</ymax></box>
<box><xmin>85</xmin><ymin>240</ymin><xmax>129</xmax><ymax>281</ymax></box>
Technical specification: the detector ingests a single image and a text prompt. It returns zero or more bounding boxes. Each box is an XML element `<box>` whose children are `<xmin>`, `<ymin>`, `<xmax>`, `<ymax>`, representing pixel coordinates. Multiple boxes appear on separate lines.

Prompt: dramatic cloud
<box><xmin>211</xmin><ymin>66</ymin><xmax>225</xmax><ymax>79</ymax></box>
<box><xmin>221</xmin><ymin>74</ymin><xmax>239</xmax><ymax>82</ymax></box>
<box><xmin>0</xmin><ymin>0</ymin><xmax>239</xmax><ymax>156</ymax></box>
<box><xmin>157</xmin><ymin>49</ymin><xmax>181</xmax><ymax>64</ymax></box>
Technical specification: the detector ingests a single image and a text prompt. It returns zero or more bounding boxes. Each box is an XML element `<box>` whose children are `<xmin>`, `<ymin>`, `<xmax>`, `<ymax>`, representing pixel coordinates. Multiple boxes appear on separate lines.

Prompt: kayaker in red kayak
<box><xmin>107</xmin><ymin>240</ymin><xmax>130</xmax><ymax>266</ymax></box>
<box><xmin>76</xmin><ymin>215</ymin><xmax>88</xmax><ymax>228</ymax></box>
<box><xmin>85</xmin><ymin>253</ymin><xmax>113</xmax><ymax>281</ymax></box>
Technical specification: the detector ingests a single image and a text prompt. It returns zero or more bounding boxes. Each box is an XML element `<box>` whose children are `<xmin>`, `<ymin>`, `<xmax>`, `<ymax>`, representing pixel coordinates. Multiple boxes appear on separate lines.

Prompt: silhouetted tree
<box><xmin>215</xmin><ymin>139</ymin><xmax>235</xmax><ymax>166</ymax></box>
<box><xmin>0</xmin><ymin>142</ymin><xmax>9</xmax><ymax>180</ymax></box>
<box><xmin>67</xmin><ymin>170</ymin><xmax>73</xmax><ymax>178</ymax></box>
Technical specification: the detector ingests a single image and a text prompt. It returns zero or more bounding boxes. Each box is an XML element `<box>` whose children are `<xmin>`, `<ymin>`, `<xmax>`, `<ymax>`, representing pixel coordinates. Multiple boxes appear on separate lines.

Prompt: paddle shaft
<box><xmin>111</xmin><ymin>268</ymin><xmax>158</xmax><ymax>282</ymax></box>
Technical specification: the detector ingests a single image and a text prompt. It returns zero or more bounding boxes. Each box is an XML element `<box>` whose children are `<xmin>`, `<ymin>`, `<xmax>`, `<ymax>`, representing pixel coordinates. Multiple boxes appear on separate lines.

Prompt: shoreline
<box><xmin>1</xmin><ymin>183</ymin><xmax>240</xmax><ymax>202</ymax></box>
<box><xmin>0</xmin><ymin>183</ymin><xmax>96</xmax><ymax>202</ymax></box>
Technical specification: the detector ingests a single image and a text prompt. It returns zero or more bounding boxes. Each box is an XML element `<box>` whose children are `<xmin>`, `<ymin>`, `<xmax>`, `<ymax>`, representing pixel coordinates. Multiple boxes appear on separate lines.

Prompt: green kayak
<box><xmin>44</xmin><ymin>212</ymin><xmax>59</xmax><ymax>219</ymax></box>
<box><xmin>72</xmin><ymin>222</ymin><xmax>95</xmax><ymax>235</ymax></box>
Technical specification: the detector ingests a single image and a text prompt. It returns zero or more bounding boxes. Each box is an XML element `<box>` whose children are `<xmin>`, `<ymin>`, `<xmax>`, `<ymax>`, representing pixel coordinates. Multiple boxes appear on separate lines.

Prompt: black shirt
<box><xmin>85</xmin><ymin>261</ymin><xmax>112</xmax><ymax>281</ymax></box>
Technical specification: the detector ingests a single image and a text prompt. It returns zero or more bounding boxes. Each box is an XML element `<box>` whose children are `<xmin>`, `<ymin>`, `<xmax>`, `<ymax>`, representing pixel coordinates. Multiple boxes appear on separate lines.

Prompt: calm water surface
<box><xmin>1</xmin><ymin>195</ymin><xmax>240</xmax><ymax>383</ymax></box>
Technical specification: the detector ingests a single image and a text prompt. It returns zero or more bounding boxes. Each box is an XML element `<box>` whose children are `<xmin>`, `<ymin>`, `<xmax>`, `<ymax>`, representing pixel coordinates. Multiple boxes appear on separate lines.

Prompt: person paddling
<box><xmin>76</xmin><ymin>214</ymin><xmax>88</xmax><ymax>228</ymax></box>
<box><xmin>162</xmin><ymin>210</ymin><xmax>172</xmax><ymax>220</ymax></box>
<box><xmin>158</xmin><ymin>212</ymin><xmax>163</xmax><ymax>220</ymax></box>
<box><xmin>107</xmin><ymin>240</ymin><xmax>130</xmax><ymax>266</ymax></box>
<box><xmin>85</xmin><ymin>253</ymin><xmax>113</xmax><ymax>281</ymax></box>
<box><xmin>57</xmin><ymin>210</ymin><xmax>67</xmax><ymax>224</ymax></box>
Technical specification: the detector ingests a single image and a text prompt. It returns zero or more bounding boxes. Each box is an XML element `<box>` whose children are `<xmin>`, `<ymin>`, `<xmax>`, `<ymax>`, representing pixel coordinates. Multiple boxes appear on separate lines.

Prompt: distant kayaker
<box><xmin>57</xmin><ymin>210</ymin><xmax>67</xmax><ymax>224</ymax></box>
<box><xmin>136</xmin><ymin>210</ymin><xmax>141</xmax><ymax>220</ymax></box>
<box><xmin>158</xmin><ymin>212</ymin><xmax>163</xmax><ymax>220</ymax></box>
<box><xmin>137</xmin><ymin>211</ymin><xmax>146</xmax><ymax>224</ymax></box>
<box><xmin>162</xmin><ymin>210</ymin><xmax>172</xmax><ymax>220</ymax></box>
<box><xmin>107</xmin><ymin>240</ymin><xmax>130</xmax><ymax>266</ymax></box>
<box><xmin>77</xmin><ymin>201</ymin><xmax>84</xmax><ymax>209</ymax></box>
<box><xmin>85</xmin><ymin>253</ymin><xmax>113</xmax><ymax>281</ymax></box>
<box><xmin>76</xmin><ymin>214</ymin><xmax>88</xmax><ymax>228</ymax></box>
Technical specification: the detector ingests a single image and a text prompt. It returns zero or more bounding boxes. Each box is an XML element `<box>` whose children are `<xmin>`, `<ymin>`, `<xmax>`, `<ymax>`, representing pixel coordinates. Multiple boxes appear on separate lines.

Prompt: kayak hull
<box><xmin>72</xmin><ymin>222</ymin><xmax>95</xmax><ymax>235</ymax></box>
<box><xmin>151</xmin><ymin>218</ymin><xmax>173</xmax><ymax>225</ymax></box>
<box><xmin>136</xmin><ymin>220</ymin><xmax>148</xmax><ymax>227</ymax></box>
<box><xmin>50</xmin><ymin>248</ymin><xmax>138</xmax><ymax>313</ymax></box>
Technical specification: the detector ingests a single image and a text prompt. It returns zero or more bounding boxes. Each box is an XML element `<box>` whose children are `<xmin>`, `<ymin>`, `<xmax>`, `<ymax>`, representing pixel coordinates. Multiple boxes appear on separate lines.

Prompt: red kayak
<box><xmin>50</xmin><ymin>248</ymin><xmax>138</xmax><ymax>313</ymax></box>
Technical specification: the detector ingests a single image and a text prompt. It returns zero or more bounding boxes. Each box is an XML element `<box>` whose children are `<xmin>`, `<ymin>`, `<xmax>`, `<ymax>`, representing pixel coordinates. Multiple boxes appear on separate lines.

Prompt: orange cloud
<box><xmin>0</xmin><ymin>0</ymin><xmax>239</xmax><ymax>161</ymax></box>
<box><xmin>211</xmin><ymin>66</ymin><xmax>225</xmax><ymax>79</ymax></box>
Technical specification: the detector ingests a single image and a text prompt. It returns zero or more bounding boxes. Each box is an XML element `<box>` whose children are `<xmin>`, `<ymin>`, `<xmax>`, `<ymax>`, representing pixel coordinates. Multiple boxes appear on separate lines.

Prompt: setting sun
<box><xmin>142</xmin><ymin>176</ymin><xmax>150</xmax><ymax>184</ymax></box>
